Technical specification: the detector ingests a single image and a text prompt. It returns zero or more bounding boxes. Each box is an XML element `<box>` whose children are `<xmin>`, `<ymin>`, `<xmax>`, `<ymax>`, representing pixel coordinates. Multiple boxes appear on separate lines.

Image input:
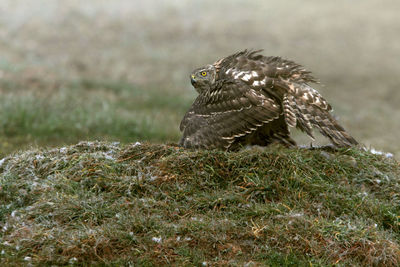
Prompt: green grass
<box><xmin>0</xmin><ymin>79</ymin><xmax>192</xmax><ymax>157</ymax></box>
<box><xmin>1</xmin><ymin>142</ymin><xmax>399</xmax><ymax>265</ymax></box>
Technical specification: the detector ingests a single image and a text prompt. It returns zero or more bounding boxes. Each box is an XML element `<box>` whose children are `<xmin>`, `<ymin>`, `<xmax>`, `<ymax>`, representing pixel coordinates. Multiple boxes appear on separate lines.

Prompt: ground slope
<box><xmin>0</xmin><ymin>141</ymin><xmax>399</xmax><ymax>266</ymax></box>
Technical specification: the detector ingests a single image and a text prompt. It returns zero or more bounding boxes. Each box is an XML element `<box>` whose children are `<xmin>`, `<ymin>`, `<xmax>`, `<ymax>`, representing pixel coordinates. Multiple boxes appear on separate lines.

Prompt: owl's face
<box><xmin>190</xmin><ymin>65</ymin><xmax>216</xmax><ymax>93</ymax></box>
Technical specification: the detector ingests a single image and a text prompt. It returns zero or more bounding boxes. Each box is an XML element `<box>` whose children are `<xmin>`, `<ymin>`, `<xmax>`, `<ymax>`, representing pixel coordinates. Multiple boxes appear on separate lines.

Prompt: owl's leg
<box><xmin>264</xmin><ymin>116</ymin><xmax>297</xmax><ymax>147</ymax></box>
<box><xmin>271</xmin><ymin>134</ymin><xmax>297</xmax><ymax>147</ymax></box>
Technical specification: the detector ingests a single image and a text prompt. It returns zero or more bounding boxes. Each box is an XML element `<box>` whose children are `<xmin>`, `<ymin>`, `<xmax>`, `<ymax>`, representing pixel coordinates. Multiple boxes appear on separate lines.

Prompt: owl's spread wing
<box><xmin>216</xmin><ymin>50</ymin><xmax>318</xmax><ymax>85</ymax></box>
<box><xmin>181</xmin><ymin>50</ymin><xmax>357</xmax><ymax>149</ymax></box>
<box><xmin>179</xmin><ymin>80</ymin><xmax>281</xmax><ymax>149</ymax></box>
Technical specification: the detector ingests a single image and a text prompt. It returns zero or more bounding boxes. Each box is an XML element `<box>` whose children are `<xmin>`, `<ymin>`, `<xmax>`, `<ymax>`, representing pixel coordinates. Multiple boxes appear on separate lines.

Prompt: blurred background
<box><xmin>0</xmin><ymin>0</ymin><xmax>399</xmax><ymax>157</ymax></box>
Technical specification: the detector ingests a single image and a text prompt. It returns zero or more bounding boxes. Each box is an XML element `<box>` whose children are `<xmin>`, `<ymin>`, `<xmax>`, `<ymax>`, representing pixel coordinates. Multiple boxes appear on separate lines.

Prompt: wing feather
<box><xmin>179</xmin><ymin>79</ymin><xmax>281</xmax><ymax>149</ymax></box>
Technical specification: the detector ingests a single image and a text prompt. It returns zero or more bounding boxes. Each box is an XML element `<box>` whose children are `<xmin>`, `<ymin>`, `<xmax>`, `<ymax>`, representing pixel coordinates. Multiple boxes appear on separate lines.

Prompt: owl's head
<box><xmin>190</xmin><ymin>65</ymin><xmax>216</xmax><ymax>93</ymax></box>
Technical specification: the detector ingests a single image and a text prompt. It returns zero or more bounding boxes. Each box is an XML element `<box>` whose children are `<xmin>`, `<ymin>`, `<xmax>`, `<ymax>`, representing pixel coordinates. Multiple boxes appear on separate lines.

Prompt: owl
<box><xmin>179</xmin><ymin>50</ymin><xmax>358</xmax><ymax>150</ymax></box>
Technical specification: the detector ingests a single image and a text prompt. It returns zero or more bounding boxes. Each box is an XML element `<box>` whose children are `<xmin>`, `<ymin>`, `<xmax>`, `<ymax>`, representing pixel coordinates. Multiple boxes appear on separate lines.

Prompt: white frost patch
<box><xmin>11</xmin><ymin>210</ymin><xmax>17</xmax><ymax>217</ymax></box>
<box><xmin>133</xmin><ymin>141</ymin><xmax>141</xmax><ymax>147</ymax></box>
<box><xmin>90</xmin><ymin>151</ymin><xmax>117</xmax><ymax>161</ymax></box>
<box><xmin>24</xmin><ymin>256</ymin><xmax>32</xmax><ymax>261</ymax></box>
<box><xmin>191</xmin><ymin>216</ymin><xmax>203</xmax><ymax>222</ymax></box>
<box><xmin>368</xmin><ymin>148</ymin><xmax>393</xmax><ymax>158</ymax></box>
<box><xmin>69</xmin><ymin>257</ymin><xmax>78</xmax><ymax>264</ymax></box>
<box><xmin>238</xmin><ymin>203</ymin><xmax>251</xmax><ymax>208</ymax></box>
<box><xmin>333</xmin><ymin>218</ymin><xmax>361</xmax><ymax>231</ymax></box>
<box><xmin>136</xmin><ymin>170</ymin><xmax>158</xmax><ymax>182</ymax></box>
<box><xmin>104</xmin><ymin>153</ymin><xmax>115</xmax><ymax>161</ymax></box>
<box><xmin>83</xmin><ymin>141</ymin><xmax>95</xmax><ymax>146</ymax></box>
<box><xmin>275</xmin><ymin>212</ymin><xmax>304</xmax><ymax>219</ymax></box>
<box><xmin>149</xmin><ymin>172</ymin><xmax>159</xmax><ymax>181</ymax></box>
<box><xmin>347</xmin><ymin>222</ymin><xmax>356</xmax><ymax>230</ymax></box>
<box><xmin>35</xmin><ymin>154</ymin><xmax>45</xmax><ymax>160</ymax></box>
<box><xmin>202</xmin><ymin>262</ymin><xmax>208</xmax><ymax>266</ymax></box>
<box><xmin>152</xmin><ymin>236</ymin><xmax>162</xmax><ymax>243</ymax></box>
<box><xmin>357</xmin><ymin>191</ymin><xmax>369</xmax><ymax>200</ymax></box>
<box><xmin>0</xmin><ymin>158</ymin><xmax>5</xmax><ymax>167</ymax></box>
<box><xmin>59</xmin><ymin>147</ymin><xmax>67</xmax><ymax>153</ymax></box>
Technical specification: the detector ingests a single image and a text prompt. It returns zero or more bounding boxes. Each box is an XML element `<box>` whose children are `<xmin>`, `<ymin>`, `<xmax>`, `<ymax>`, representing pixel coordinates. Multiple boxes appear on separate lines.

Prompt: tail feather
<box><xmin>283</xmin><ymin>84</ymin><xmax>358</xmax><ymax>147</ymax></box>
<box><xmin>312</xmin><ymin>115</ymin><xmax>358</xmax><ymax>147</ymax></box>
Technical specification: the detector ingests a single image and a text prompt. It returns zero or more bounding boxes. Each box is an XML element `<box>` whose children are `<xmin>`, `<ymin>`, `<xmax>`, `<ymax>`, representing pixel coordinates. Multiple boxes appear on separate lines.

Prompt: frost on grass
<box><xmin>365</xmin><ymin>147</ymin><xmax>394</xmax><ymax>158</ymax></box>
<box><xmin>0</xmin><ymin>141</ymin><xmax>167</xmax><ymax>263</ymax></box>
<box><xmin>0</xmin><ymin>141</ymin><xmax>400</xmax><ymax>265</ymax></box>
<box><xmin>151</xmin><ymin>236</ymin><xmax>162</xmax><ymax>243</ymax></box>
<box><xmin>0</xmin><ymin>157</ymin><xmax>6</xmax><ymax>167</ymax></box>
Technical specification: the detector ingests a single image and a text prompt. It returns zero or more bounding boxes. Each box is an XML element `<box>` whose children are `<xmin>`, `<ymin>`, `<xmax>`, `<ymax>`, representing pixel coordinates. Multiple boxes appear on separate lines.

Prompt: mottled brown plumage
<box><xmin>180</xmin><ymin>50</ymin><xmax>358</xmax><ymax>150</ymax></box>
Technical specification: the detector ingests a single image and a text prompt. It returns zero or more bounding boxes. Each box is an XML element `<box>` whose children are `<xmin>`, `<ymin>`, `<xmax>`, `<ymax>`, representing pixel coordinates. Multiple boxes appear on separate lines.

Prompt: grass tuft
<box><xmin>1</xmin><ymin>141</ymin><xmax>399</xmax><ymax>265</ymax></box>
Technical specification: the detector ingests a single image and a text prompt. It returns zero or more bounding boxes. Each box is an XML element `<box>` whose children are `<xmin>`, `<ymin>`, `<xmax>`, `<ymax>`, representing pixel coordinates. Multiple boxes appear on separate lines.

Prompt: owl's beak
<box><xmin>190</xmin><ymin>75</ymin><xmax>197</xmax><ymax>85</ymax></box>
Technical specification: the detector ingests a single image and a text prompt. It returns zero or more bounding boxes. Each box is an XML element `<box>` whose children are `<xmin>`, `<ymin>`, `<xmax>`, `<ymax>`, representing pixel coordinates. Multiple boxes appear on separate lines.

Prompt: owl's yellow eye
<box><xmin>201</xmin><ymin>71</ymin><xmax>207</xmax><ymax>76</ymax></box>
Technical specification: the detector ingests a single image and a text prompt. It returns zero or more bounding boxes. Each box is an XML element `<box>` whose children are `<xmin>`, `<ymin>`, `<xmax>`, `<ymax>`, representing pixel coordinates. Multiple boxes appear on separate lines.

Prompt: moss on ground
<box><xmin>0</xmin><ymin>141</ymin><xmax>399</xmax><ymax>266</ymax></box>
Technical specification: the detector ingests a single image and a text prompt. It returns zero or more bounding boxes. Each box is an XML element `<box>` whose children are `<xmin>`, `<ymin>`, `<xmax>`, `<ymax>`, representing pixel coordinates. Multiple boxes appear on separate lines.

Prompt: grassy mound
<box><xmin>1</xmin><ymin>142</ymin><xmax>399</xmax><ymax>265</ymax></box>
